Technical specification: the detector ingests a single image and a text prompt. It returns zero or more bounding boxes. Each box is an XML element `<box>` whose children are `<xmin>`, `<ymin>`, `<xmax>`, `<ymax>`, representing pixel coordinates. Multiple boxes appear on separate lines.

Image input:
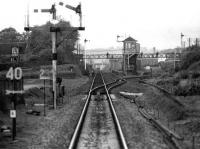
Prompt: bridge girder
<box><xmin>85</xmin><ymin>53</ymin><xmax>181</xmax><ymax>59</ymax></box>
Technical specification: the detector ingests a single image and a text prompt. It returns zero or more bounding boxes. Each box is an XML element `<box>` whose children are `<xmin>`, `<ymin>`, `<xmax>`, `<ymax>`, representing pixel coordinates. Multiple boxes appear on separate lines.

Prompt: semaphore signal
<box><xmin>24</xmin><ymin>2</ymin><xmax>85</xmax><ymax>110</ymax></box>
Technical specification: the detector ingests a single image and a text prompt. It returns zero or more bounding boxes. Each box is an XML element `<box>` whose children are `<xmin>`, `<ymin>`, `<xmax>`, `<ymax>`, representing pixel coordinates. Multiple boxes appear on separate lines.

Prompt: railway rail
<box><xmin>68</xmin><ymin>72</ymin><xmax>183</xmax><ymax>149</ymax></box>
<box><xmin>68</xmin><ymin>72</ymin><xmax>128</xmax><ymax>149</ymax></box>
<box><xmin>119</xmin><ymin>78</ymin><xmax>184</xmax><ymax>149</ymax></box>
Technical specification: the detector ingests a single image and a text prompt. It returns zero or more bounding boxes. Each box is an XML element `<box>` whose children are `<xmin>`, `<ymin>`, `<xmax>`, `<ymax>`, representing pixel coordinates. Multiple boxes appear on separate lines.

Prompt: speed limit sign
<box><xmin>10</xmin><ymin>110</ymin><xmax>16</xmax><ymax>118</ymax></box>
<box><xmin>6</xmin><ymin>67</ymin><xmax>22</xmax><ymax>80</ymax></box>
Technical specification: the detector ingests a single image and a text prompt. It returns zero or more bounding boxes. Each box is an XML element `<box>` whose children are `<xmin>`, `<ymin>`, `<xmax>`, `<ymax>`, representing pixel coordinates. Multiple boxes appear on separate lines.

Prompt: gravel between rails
<box><xmin>76</xmin><ymin>95</ymin><xmax>121</xmax><ymax>149</ymax></box>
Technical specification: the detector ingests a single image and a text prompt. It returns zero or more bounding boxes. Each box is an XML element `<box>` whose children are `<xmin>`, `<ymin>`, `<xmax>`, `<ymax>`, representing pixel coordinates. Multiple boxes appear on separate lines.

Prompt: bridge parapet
<box><xmin>137</xmin><ymin>53</ymin><xmax>181</xmax><ymax>59</ymax></box>
<box><xmin>85</xmin><ymin>54</ymin><xmax>123</xmax><ymax>59</ymax></box>
<box><xmin>85</xmin><ymin>53</ymin><xmax>181</xmax><ymax>59</ymax></box>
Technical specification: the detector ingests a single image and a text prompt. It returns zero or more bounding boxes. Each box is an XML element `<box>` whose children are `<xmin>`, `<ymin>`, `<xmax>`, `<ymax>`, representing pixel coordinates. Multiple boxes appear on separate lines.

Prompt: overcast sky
<box><xmin>0</xmin><ymin>0</ymin><xmax>200</xmax><ymax>51</ymax></box>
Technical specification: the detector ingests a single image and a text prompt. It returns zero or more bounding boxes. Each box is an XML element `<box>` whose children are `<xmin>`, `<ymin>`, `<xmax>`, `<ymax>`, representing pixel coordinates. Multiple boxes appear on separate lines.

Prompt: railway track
<box><xmin>68</xmin><ymin>72</ymin><xmax>128</xmax><ymax>149</ymax></box>
<box><xmin>119</xmin><ymin>78</ymin><xmax>183</xmax><ymax>149</ymax></box>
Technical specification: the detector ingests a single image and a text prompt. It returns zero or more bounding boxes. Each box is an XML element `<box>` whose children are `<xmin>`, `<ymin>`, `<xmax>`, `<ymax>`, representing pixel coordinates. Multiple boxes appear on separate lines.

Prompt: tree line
<box><xmin>0</xmin><ymin>20</ymin><xmax>80</xmax><ymax>66</ymax></box>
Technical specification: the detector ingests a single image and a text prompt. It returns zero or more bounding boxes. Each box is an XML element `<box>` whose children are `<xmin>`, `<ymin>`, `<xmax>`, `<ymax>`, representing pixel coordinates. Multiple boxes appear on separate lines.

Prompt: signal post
<box><xmin>6</xmin><ymin>47</ymin><xmax>24</xmax><ymax>140</ymax></box>
<box><xmin>25</xmin><ymin>2</ymin><xmax>85</xmax><ymax>109</ymax></box>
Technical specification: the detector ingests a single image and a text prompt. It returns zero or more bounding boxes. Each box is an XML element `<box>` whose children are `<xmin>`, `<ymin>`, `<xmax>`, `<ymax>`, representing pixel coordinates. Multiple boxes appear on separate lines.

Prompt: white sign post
<box><xmin>11</xmin><ymin>47</ymin><xmax>19</xmax><ymax>57</ymax></box>
<box><xmin>11</xmin><ymin>47</ymin><xmax>19</xmax><ymax>62</ymax></box>
<box><xmin>6</xmin><ymin>66</ymin><xmax>23</xmax><ymax>141</ymax></box>
<box><xmin>40</xmin><ymin>69</ymin><xmax>51</xmax><ymax>80</ymax></box>
<box><xmin>40</xmin><ymin>67</ymin><xmax>52</xmax><ymax>116</ymax></box>
<box><xmin>40</xmin><ymin>66</ymin><xmax>52</xmax><ymax>80</ymax></box>
<box><xmin>10</xmin><ymin>110</ymin><xmax>16</xmax><ymax>118</ymax></box>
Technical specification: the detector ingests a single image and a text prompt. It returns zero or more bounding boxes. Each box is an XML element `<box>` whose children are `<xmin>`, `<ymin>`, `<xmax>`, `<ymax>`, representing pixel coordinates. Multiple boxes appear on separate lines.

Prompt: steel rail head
<box><xmin>68</xmin><ymin>74</ymin><xmax>97</xmax><ymax>149</ymax></box>
<box><xmin>107</xmin><ymin>72</ymin><xmax>127</xmax><ymax>92</ymax></box>
<box><xmin>69</xmin><ymin>72</ymin><xmax>128</xmax><ymax>149</ymax></box>
<box><xmin>91</xmin><ymin>78</ymin><xmax>119</xmax><ymax>93</ymax></box>
<box><xmin>100</xmin><ymin>72</ymin><xmax>128</xmax><ymax>149</ymax></box>
<box><xmin>108</xmin><ymin>80</ymin><xmax>127</xmax><ymax>91</ymax></box>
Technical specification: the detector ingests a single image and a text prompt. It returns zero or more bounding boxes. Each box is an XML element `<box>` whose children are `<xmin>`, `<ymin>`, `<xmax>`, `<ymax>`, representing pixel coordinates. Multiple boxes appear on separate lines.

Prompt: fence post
<box><xmin>192</xmin><ymin>135</ymin><xmax>195</xmax><ymax>149</ymax></box>
<box><xmin>167</xmin><ymin>118</ymin><xmax>170</xmax><ymax>128</ymax></box>
<box><xmin>157</xmin><ymin>107</ymin><xmax>159</xmax><ymax>119</ymax></box>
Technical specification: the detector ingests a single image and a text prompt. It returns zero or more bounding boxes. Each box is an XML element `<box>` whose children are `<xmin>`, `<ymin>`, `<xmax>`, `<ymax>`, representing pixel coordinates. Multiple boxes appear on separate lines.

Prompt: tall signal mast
<box><xmin>27</xmin><ymin>3</ymin><xmax>30</xmax><ymax>28</ymax></box>
<box><xmin>25</xmin><ymin>2</ymin><xmax>30</xmax><ymax>54</ymax></box>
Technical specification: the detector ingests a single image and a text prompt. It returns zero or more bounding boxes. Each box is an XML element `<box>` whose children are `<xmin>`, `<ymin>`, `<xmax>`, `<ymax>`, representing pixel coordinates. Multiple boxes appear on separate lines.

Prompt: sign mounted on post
<box><xmin>6</xmin><ymin>66</ymin><xmax>23</xmax><ymax>141</ymax></box>
<box><xmin>11</xmin><ymin>47</ymin><xmax>20</xmax><ymax>62</ymax></box>
<box><xmin>40</xmin><ymin>66</ymin><xmax>52</xmax><ymax>80</ymax></box>
<box><xmin>10</xmin><ymin>110</ymin><xmax>16</xmax><ymax>118</ymax></box>
<box><xmin>11</xmin><ymin>47</ymin><xmax>19</xmax><ymax>57</ymax></box>
<box><xmin>6</xmin><ymin>67</ymin><xmax>22</xmax><ymax>80</ymax></box>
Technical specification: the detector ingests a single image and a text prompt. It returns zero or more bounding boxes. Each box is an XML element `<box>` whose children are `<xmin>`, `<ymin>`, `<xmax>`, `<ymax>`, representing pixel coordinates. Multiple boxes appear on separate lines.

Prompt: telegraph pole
<box><xmin>33</xmin><ymin>4</ymin><xmax>58</xmax><ymax>109</ymax></box>
<box><xmin>123</xmin><ymin>43</ymin><xmax>126</xmax><ymax>75</ymax></box>
<box><xmin>117</xmin><ymin>35</ymin><xmax>126</xmax><ymax>74</ymax></box>
<box><xmin>189</xmin><ymin>38</ymin><xmax>191</xmax><ymax>48</ymax></box>
<box><xmin>84</xmin><ymin>39</ymin><xmax>89</xmax><ymax>70</ymax></box>
<box><xmin>196</xmin><ymin>38</ymin><xmax>198</xmax><ymax>47</ymax></box>
<box><xmin>51</xmin><ymin>5</ymin><xmax>57</xmax><ymax>109</ymax></box>
<box><xmin>25</xmin><ymin>3</ymin><xmax>30</xmax><ymax>54</ymax></box>
<box><xmin>26</xmin><ymin>2</ymin><xmax>84</xmax><ymax>110</ymax></box>
<box><xmin>174</xmin><ymin>48</ymin><xmax>176</xmax><ymax>71</ymax></box>
<box><xmin>180</xmin><ymin>33</ymin><xmax>184</xmax><ymax>52</ymax></box>
<box><xmin>181</xmin><ymin>33</ymin><xmax>184</xmax><ymax>48</ymax></box>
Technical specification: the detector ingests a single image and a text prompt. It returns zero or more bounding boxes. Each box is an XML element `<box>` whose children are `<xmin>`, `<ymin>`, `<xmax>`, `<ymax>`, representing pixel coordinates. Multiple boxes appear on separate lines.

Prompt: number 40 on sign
<box><xmin>6</xmin><ymin>67</ymin><xmax>22</xmax><ymax>80</ymax></box>
<box><xmin>10</xmin><ymin>110</ymin><xmax>16</xmax><ymax>118</ymax></box>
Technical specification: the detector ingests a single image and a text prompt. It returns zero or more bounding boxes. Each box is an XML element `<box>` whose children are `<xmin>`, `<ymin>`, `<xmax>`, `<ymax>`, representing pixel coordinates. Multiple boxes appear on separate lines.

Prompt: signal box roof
<box><xmin>123</xmin><ymin>36</ymin><xmax>137</xmax><ymax>42</ymax></box>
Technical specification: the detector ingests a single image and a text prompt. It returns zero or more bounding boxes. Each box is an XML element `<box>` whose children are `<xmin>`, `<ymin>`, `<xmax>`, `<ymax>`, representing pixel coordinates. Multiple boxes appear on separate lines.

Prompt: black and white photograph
<box><xmin>0</xmin><ymin>0</ymin><xmax>200</xmax><ymax>148</ymax></box>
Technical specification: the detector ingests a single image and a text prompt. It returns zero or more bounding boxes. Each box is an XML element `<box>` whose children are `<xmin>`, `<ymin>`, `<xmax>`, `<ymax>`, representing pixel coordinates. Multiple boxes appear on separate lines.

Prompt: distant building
<box><xmin>123</xmin><ymin>37</ymin><xmax>139</xmax><ymax>54</ymax></box>
<box><xmin>109</xmin><ymin>59</ymin><xmax>123</xmax><ymax>71</ymax></box>
<box><xmin>122</xmin><ymin>36</ymin><xmax>140</xmax><ymax>74</ymax></box>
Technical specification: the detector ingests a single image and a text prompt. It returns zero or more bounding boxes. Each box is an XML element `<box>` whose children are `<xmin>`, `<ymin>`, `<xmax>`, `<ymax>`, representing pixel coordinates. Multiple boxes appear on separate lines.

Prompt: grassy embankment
<box><xmin>0</xmin><ymin>64</ymin><xmax>92</xmax><ymax>148</ymax></box>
